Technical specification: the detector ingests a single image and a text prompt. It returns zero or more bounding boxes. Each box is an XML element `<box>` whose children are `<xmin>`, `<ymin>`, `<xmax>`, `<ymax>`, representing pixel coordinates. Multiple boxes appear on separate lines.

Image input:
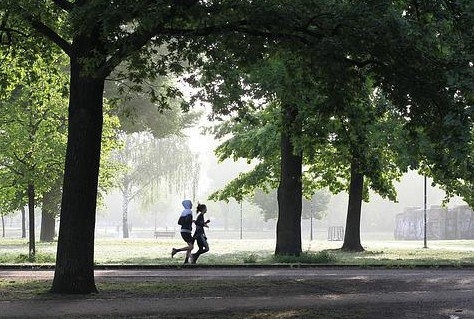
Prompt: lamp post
<box><xmin>240</xmin><ymin>201</ymin><xmax>243</xmax><ymax>240</ymax></box>
<box><xmin>423</xmin><ymin>175</ymin><xmax>428</xmax><ymax>249</ymax></box>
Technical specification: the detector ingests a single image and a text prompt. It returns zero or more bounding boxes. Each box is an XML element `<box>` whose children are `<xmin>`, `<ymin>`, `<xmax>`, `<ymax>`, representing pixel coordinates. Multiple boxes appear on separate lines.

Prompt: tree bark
<box><xmin>341</xmin><ymin>157</ymin><xmax>365</xmax><ymax>252</ymax></box>
<box><xmin>51</xmin><ymin>55</ymin><xmax>104</xmax><ymax>293</ymax></box>
<box><xmin>275</xmin><ymin>104</ymin><xmax>302</xmax><ymax>256</ymax></box>
<box><xmin>122</xmin><ymin>186</ymin><xmax>130</xmax><ymax>239</ymax></box>
<box><xmin>27</xmin><ymin>183</ymin><xmax>35</xmax><ymax>259</ymax></box>
<box><xmin>40</xmin><ymin>212</ymin><xmax>56</xmax><ymax>242</ymax></box>
<box><xmin>40</xmin><ymin>179</ymin><xmax>61</xmax><ymax>242</ymax></box>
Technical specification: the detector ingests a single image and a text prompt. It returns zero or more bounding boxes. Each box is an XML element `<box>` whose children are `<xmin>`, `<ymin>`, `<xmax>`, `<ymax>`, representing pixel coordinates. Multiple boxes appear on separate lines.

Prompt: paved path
<box><xmin>1</xmin><ymin>267</ymin><xmax>474</xmax><ymax>318</ymax></box>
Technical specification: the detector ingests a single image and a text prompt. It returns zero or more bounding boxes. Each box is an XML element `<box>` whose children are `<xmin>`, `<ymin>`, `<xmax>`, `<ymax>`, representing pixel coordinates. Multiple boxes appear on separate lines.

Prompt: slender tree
<box><xmin>0</xmin><ymin>48</ymin><xmax>68</xmax><ymax>258</ymax></box>
<box><xmin>105</xmin><ymin>73</ymin><xmax>201</xmax><ymax>238</ymax></box>
<box><xmin>113</xmin><ymin>133</ymin><xmax>196</xmax><ymax>238</ymax></box>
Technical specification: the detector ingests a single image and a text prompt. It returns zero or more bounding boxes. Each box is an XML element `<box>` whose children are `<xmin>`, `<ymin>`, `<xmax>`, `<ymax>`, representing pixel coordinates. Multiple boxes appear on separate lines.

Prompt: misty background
<box><xmin>2</xmin><ymin>114</ymin><xmax>467</xmax><ymax>242</ymax></box>
<box><xmin>96</xmin><ymin>117</ymin><xmax>467</xmax><ymax>241</ymax></box>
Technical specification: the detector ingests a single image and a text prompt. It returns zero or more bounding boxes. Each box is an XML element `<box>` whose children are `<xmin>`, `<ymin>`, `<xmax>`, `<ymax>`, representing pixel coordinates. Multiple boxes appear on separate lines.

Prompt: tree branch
<box><xmin>4</xmin><ymin>157</ymin><xmax>26</xmax><ymax>176</ymax></box>
<box><xmin>0</xmin><ymin>12</ymin><xmax>28</xmax><ymax>44</ymax></box>
<box><xmin>155</xmin><ymin>21</ymin><xmax>318</xmax><ymax>44</ymax></box>
<box><xmin>24</xmin><ymin>12</ymin><xmax>71</xmax><ymax>55</ymax></box>
<box><xmin>344</xmin><ymin>56</ymin><xmax>379</xmax><ymax>68</ymax></box>
<box><xmin>101</xmin><ymin>11</ymin><xmax>322</xmax><ymax>77</ymax></box>
<box><xmin>51</xmin><ymin>0</ymin><xmax>74</xmax><ymax>12</ymax></box>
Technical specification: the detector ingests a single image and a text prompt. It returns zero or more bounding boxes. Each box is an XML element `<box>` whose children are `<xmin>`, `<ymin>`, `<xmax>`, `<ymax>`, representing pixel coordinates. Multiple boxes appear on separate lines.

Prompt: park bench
<box><xmin>327</xmin><ymin>226</ymin><xmax>344</xmax><ymax>241</ymax></box>
<box><xmin>154</xmin><ymin>231</ymin><xmax>175</xmax><ymax>238</ymax></box>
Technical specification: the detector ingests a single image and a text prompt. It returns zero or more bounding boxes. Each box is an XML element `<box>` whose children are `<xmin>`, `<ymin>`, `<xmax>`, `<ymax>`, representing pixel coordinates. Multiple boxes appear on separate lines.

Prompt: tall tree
<box><xmin>204</xmin><ymin>48</ymin><xmax>407</xmax><ymax>254</ymax></box>
<box><xmin>0</xmin><ymin>45</ymin><xmax>120</xmax><ymax>247</ymax></box>
<box><xmin>40</xmin><ymin>178</ymin><xmax>62</xmax><ymax>242</ymax></box>
<box><xmin>2</xmin><ymin>0</ymin><xmax>288</xmax><ymax>293</ymax></box>
<box><xmin>276</xmin><ymin>103</ymin><xmax>303</xmax><ymax>255</ymax></box>
<box><xmin>113</xmin><ymin>133</ymin><xmax>196</xmax><ymax>238</ymax></box>
<box><xmin>324</xmin><ymin>78</ymin><xmax>409</xmax><ymax>252</ymax></box>
<box><xmin>0</xmin><ymin>47</ymin><xmax>68</xmax><ymax>258</ymax></box>
<box><xmin>209</xmin><ymin>81</ymin><xmax>410</xmax><ymax>253</ymax></box>
<box><xmin>0</xmin><ymin>1</ymin><xmax>211</xmax><ymax>293</ymax></box>
<box><xmin>402</xmin><ymin>1</ymin><xmax>474</xmax><ymax>207</ymax></box>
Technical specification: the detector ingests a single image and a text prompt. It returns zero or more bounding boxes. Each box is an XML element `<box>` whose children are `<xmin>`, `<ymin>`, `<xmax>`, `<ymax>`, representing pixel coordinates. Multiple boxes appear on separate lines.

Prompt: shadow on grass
<box><xmin>0</xmin><ymin>278</ymin><xmax>51</xmax><ymax>300</ymax></box>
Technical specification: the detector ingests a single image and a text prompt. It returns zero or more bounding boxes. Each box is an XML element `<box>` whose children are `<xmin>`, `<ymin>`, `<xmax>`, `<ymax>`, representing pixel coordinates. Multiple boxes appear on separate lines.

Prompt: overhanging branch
<box><xmin>344</xmin><ymin>56</ymin><xmax>380</xmax><ymax>68</ymax></box>
<box><xmin>24</xmin><ymin>11</ymin><xmax>71</xmax><ymax>56</ymax></box>
<box><xmin>102</xmin><ymin>13</ymin><xmax>326</xmax><ymax>77</ymax></box>
<box><xmin>51</xmin><ymin>0</ymin><xmax>74</xmax><ymax>12</ymax></box>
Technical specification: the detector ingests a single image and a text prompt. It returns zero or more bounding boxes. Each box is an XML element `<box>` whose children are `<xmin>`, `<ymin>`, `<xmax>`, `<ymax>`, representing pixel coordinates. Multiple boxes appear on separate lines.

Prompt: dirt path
<box><xmin>1</xmin><ymin>267</ymin><xmax>474</xmax><ymax>318</ymax></box>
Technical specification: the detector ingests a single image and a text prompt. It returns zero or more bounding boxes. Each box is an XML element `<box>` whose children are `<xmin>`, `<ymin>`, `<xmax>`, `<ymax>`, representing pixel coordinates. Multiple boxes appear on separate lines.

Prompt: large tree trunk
<box><xmin>27</xmin><ymin>183</ymin><xmax>36</xmax><ymax>259</ymax></box>
<box><xmin>341</xmin><ymin>158</ymin><xmax>365</xmax><ymax>252</ymax></box>
<box><xmin>275</xmin><ymin>104</ymin><xmax>302</xmax><ymax>256</ymax></box>
<box><xmin>41</xmin><ymin>179</ymin><xmax>61</xmax><ymax>242</ymax></box>
<box><xmin>51</xmin><ymin>55</ymin><xmax>104</xmax><ymax>294</ymax></box>
<box><xmin>40</xmin><ymin>212</ymin><xmax>56</xmax><ymax>242</ymax></box>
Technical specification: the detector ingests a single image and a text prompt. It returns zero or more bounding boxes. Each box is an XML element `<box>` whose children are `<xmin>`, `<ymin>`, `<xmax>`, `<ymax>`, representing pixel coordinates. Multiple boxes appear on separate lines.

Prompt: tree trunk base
<box><xmin>51</xmin><ymin>278</ymin><xmax>98</xmax><ymax>294</ymax></box>
<box><xmin>340</xmin><ymin>244</ymin><xmax>365</xmax><ymax>252</ymax></box>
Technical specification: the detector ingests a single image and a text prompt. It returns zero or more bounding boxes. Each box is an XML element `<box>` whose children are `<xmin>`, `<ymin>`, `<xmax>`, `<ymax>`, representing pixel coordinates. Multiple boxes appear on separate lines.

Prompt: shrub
<box><xmin>273</xmin><ymin>251</ymin><xmax>336</xmax><ymax>264</ymax></box>
<box><xmin>243</xmin><ymin>253</ymin><xmax>258</xmax><ymax>263</ymax></box>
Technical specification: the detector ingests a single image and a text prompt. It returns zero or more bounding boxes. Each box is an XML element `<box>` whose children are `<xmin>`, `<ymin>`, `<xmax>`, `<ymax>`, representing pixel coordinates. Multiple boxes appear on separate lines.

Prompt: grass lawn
<box><xmin>1</xmin><ymin>236</ymin><xmax>473</xmax><ymax>266</ymax></box>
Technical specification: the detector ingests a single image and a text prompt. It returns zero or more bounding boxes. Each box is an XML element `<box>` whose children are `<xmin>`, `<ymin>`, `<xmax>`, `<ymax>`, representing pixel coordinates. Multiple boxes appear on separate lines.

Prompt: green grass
<box><xmin>273</xmin><ymin>250</ymin><xmax>336</xmax><ymax>264</ymax></box>
<box><xmin>0</xmin><ymin>237</ymin><xmax>473</xmax><ymax>266</ymax></box>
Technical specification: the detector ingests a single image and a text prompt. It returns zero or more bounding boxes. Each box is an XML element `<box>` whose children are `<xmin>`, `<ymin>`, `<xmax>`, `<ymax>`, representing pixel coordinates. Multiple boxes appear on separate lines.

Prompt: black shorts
<box><xmin>180</xmin><ymin>232</ymin><xmax>193</xmax><ymax>243</ymax></box>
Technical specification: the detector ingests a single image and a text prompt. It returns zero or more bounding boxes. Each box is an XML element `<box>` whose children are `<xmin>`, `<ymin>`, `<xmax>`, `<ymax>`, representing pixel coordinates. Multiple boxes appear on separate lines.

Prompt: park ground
<box><xmin>2</xmin><ymin>237</ymin><xmax>474</xmax><ymax>318</ymax></box>
<box><xmin>1</xmin><ymin>266</ymin><xmax>474</xmax><ymax>319</ymax></box>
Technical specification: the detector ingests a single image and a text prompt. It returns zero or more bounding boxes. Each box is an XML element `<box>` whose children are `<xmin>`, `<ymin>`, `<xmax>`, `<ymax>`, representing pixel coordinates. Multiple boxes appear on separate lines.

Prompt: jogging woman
<box><xmin>191</xmin><ymin>203</ymin><xmax>210</xmax><ymax>264</ymax></box>
<box><xmin>171</xmin><ymin>199</ymin><xmax>194</xmax><ymax>263</ymax></box>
